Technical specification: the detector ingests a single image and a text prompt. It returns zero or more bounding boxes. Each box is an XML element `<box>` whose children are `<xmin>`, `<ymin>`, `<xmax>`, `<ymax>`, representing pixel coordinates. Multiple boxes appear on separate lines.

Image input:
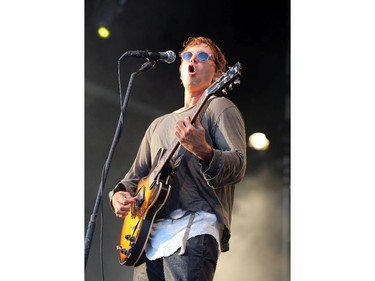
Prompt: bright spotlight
<box><xmin>97</xmin><ymin>26</ymin><xmax>110</xmax><ymax>38</ymax></box>
<box><xmin>248</xmin><ymin>132</ymin><xmax>270</xmax><ymax>151</ymax></box>
<box><xmin>95</xmin><ymin>0</ymin><xmax>120</xmax><ymax>39</ymax></box>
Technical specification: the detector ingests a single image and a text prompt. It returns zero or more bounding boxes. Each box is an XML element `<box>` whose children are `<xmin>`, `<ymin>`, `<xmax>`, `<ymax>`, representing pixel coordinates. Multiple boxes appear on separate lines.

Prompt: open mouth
<box><xmin>188</xmin><ymin>64</ymin><xmax>196</xmax><ymax>74</ymax></box>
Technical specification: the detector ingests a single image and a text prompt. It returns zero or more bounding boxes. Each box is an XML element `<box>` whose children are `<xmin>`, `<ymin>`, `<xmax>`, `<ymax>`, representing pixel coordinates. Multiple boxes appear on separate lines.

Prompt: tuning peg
<box><xmin>234</xmin><ymin>78</ymin><xmax>241</xmax><ymax>85</ymax></box>
<box><xmin>221</xmin><ymin>88</ymin><xmax>228</xmax><ymax>95</ymax></box>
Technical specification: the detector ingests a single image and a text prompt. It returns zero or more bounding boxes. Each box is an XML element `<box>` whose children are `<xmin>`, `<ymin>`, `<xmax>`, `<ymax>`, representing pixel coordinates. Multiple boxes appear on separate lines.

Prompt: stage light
<box><xmin>248</xmin><ymin>132</ymin><xmax>270</xmax><ymax>151</ymax></box>
<box><xmin>95</xmin><ymin>0</ymin><xmax>118</xmax><ymax>39</ymax></box>
<box><xmin>97</xmin><ymin>26</ymin><xmax>110</xmax><ymax>38</ymax></box>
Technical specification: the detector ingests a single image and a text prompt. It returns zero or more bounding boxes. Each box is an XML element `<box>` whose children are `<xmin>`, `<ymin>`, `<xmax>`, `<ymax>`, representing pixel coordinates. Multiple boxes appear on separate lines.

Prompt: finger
<box><xmin>122</xmin><ymin>199</ymin><xmax>135</xmax><ymax>206</ymax></box>
<box><xmin>194</xmin><ymin>117</ymin><xmax>202</xmax><ymax>127</ymax></box>
<box><xmin>116</xmin><ymin>212</ymin><xmax>127</xmax><ymax>218</ymax></box>
<box><xmin>176</xmin><ymin>119</ymin><xmax>186</xmax><ymax>129</ymax></box>
<box><xmin>175</xmin><ymin>121</ymin><xmax>186</xmax><ymax>137</ymax></box>
<box><xmin>123</xmin><ymin>192</ymin><xmax>138</xmax><ymax>202</ymax></box>
<box><xmin>116</xmin><ymin>204</ymin><xmax>131</xmax><ymax>216</ymax></box>
<box><xmin>184</xmin><ymin>116</ymin><xmax>192</xmax><ymax>126</ymax></box>
<box><xmin>175</xmin><ymin>131</ymin><xmax>182</xmax><ymax>141</ymax></box>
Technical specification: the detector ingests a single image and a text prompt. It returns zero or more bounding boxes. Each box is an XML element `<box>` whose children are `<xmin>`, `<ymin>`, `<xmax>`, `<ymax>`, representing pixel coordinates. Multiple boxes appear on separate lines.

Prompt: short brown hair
<box><xmin>179</xmin><ymin>36</ymin><xmax>227</xmax><ymax>74</ymax></box>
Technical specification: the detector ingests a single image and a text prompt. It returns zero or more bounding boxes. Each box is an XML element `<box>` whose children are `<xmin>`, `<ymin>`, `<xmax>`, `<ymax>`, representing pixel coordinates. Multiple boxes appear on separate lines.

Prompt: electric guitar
<box><xmin>116</xmin><ymin>62</ymin><xmax>242</xmax><ymax>266</ymax></box>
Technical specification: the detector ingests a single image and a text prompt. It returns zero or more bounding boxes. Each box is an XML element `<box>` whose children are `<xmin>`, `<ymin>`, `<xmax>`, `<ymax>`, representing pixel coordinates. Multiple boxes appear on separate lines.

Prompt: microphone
<box><xmin>122</xmin><ymin>50</ymin><xmax>176</xmax><ymax>64</ymax></box>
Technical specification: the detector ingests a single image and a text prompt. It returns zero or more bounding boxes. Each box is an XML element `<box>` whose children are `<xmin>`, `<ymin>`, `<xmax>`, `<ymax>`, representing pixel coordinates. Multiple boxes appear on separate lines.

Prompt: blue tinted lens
<box><xmin>181</xmin><ymin>51</ymin><xmax>193</xmax><ymax>61</ymax></box>
<box><xmin>197</xmin><ymin>52</ymin><xmax>210</xmax><ymax>61</ymax></box>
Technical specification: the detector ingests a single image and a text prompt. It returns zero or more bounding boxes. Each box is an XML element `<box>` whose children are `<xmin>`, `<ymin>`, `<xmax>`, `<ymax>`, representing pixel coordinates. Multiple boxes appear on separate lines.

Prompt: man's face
<box><xmin>179</xmin><ymin>44</ymin><xmax>217</xmax><ymax>94</ymax></box>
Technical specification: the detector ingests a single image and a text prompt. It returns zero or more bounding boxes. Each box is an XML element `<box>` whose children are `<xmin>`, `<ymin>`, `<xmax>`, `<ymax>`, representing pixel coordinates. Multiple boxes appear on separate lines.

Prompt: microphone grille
<box><xmin>166</xmin><ymin>50</ymin><xmax>176</xmax><ymax>64</ymax></box>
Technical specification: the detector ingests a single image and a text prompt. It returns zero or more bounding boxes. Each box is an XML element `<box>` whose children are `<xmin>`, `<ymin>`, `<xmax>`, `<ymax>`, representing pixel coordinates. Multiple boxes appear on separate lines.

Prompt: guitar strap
<box><xmin>178</xmin><ymin>212</ymin><xmax>195</xmax><ymax>255</ymax></box>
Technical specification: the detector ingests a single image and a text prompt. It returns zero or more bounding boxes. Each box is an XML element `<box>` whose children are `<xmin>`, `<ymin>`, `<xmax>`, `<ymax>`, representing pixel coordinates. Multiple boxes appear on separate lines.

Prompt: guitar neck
<box><xmin>152</xmin><ymin>94</ymin><xmax>211</xmax><ymax>179</ymax></box>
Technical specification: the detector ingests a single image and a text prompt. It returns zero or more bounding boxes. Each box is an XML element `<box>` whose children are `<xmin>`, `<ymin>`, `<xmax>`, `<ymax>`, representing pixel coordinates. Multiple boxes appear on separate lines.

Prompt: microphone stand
<box><xmin>84</xmin><ymin>59</ymin><xmax>157</xmax><ymax>269</ymax></box>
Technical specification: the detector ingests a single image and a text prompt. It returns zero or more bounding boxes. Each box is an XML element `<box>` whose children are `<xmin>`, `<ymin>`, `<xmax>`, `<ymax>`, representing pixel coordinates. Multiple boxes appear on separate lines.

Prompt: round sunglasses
<box><xmin>181</xmin><ymin>51</ymin><xmax>212</xmax><ymax>62</ymax></box>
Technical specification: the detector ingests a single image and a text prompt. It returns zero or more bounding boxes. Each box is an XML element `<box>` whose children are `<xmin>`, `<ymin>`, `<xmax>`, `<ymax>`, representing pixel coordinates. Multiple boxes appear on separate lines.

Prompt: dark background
<box><xmin>85</xmin><ymin>0</ymin><xmax>290</xmax><ymax>280</ymax></box>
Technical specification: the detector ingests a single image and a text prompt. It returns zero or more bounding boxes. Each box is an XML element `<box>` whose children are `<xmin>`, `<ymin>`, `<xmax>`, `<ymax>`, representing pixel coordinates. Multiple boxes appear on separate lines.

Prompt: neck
<box><xmin>183</xmin><ymin>90</ymin><xmax>205</xmax><ymax>109</ymax></box>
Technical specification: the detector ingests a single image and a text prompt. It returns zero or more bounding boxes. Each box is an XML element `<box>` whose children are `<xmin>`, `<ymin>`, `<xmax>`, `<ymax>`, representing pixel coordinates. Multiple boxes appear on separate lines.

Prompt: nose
<box><xmin>189</xmin><ymin>53</ymin><xmax>198</xmax><ymax>62</ymax></box>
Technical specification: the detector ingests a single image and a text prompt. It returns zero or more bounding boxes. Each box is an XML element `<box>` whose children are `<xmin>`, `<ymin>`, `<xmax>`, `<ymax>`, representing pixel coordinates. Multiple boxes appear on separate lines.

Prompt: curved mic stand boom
<box><xmin>84</xmin><ymin>58</ymin><xmax>157</xmax><ymax>270</ymax></box>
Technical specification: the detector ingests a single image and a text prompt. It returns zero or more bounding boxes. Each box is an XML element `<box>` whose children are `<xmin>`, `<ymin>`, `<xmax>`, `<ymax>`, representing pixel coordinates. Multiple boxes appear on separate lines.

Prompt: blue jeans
<box><xmin>133</xmin><ymin>234</ymin><xmax>219</xmax><ymax>281</ymax></box>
